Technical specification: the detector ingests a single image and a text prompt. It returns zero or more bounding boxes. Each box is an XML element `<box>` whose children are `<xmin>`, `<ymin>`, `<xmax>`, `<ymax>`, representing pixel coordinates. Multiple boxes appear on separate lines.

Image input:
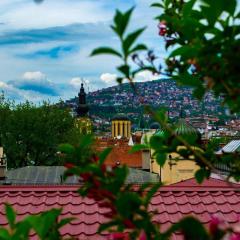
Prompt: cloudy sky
<box><xmin>0</xmin><ymin>0</ymin><xmax>165</xmax><ymax>103</ymax></box>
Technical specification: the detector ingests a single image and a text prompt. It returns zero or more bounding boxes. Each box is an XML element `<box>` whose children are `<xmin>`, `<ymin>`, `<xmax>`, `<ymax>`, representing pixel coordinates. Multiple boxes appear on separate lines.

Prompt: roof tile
<box><xmin>0</xmin><ymin>178</ymin><xmax>239</xmax><ymax>239</ymax></box>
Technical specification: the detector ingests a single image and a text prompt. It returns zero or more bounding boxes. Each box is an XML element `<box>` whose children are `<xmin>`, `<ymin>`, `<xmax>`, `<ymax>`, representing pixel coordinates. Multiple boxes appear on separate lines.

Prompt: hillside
<box><xmin>65</xmin><ymin>79</ymin><xmax>226</xmax><ymax>131</ymax></box>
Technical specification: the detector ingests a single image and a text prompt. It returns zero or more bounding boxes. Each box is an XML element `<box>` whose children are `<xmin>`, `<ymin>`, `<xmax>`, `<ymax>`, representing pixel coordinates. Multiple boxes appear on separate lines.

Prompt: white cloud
<box><xmin>99</xmin><ymin>70</ymin><xmax>160</xmax><ymax>87</ymax></box>
<box><xmin>135</xmin><ymin>70</ymin><xmax>160</xmax><ymax>82</ymax></box>
<box><xmin>0</xmin><ymin>80</ymin><xmax>24</xmax><ymax>101</ymax></box>
<box><xmin>0</xmin><ymin>0</ymin><xmax>112</xmax><ymax>30</ymax></box>
<box><xmin>70</xmin><ymin>77</ymin><xmax>82</xmax><ymax>88</ymax></box>
<box><xmin>100</xmin><ymin>73</ymin><xmax>117</xmax><ymax>86</ymax></box>
<box><xmin>0</xmin><ymin>81</ymin><xmax>9</xmax><ymax>89</ymax></box>
<box><xmin>70</xmin><ymin>77</ymin><xmax>90</xmax><ymax>90</ymax></box>
<box><xmin>2</xmin><ymin>71</ymin><xmax>60</xmax><ymax>101</ymax></box>
<box><xmin>22</xmin><ymin>71</ymin><xmax>46</xmax><ymax>80</ymax></box>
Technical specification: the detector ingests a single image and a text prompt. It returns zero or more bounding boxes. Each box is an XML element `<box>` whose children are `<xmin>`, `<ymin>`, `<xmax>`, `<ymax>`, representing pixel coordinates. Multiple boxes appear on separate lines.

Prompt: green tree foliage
<box><xmin>0</xmin><ymin>96</ymin><xmax>79</xmax><ymax>168</ymax></box>
<box><xmin>0</xmin><ymin>204</ymin><xmax>72</xmax><ymax>240</ymax></box>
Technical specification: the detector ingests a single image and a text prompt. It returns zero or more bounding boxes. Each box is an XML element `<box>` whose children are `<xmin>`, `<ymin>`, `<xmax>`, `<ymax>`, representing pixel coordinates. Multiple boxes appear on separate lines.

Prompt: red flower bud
<box><xmin>108</xmin><ymin>232</ymin><xmax>129</xmax><ymax>240</ymax></box>
<box><xmin>101</xmin><ymin>164</ymin><xmax>107</xmax><ymax>172</ymax></box>
<box><xmin>159</xmin><ymin>28</ymin><xmax>167</xmax><ymax>36</ymax></box>
<box><xmin>80</xmin><ymin>173</ymin><xmax>91</xmax><ymax>181</ymax></box>
<box><xmin>123</xmin><ymin>219</ymin><xmax>135</xmax><ymax>229</ymax></box>
<box><xmin>98</xmin><ymin>201</ymin><xmax>113</xmax><ymax>208</ymax></box>
<box><xmin>93</xmin><ymin>179</ymin><xmax>101</xmax><ymax>188</ymax></box>
<box><xmin>103</xmin><ymin>210</ymin><xmax>115</xmax><ymax>218</ymax></box>
<box><xmin>92</xmin><ymin>154</ymin><xmax>99</xmax><ymax>162</ymax></box>
<box><xmin>64</xmin><ymin>162</ymin><xmax>75</xmax><ymax>169</ymax></box>
<box><xmin>100</xmin><ymin>189</ymin><xmax>114</xmax><ymax>200</ymax></box>
<box><xmin>209</xmin><ymin>215</ymin><xmax>223</xmax><ymax>235</ymax></box>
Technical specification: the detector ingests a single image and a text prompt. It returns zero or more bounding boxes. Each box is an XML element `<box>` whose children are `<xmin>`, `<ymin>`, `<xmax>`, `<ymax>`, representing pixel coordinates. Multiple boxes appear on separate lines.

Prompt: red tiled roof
<box><xmin>95</xmin><ymin>139</ymin><xmax>142</xmax><ymax>168</ymax></box>
<box><xmin>168</xmin><ymin>177</ymin><xmax>240</xmax><ymax>188</ymax></box>
<box><xmin>0</xmin><ymin>178</ymin><xmax>240</xmax><ymax>239</ymax></box>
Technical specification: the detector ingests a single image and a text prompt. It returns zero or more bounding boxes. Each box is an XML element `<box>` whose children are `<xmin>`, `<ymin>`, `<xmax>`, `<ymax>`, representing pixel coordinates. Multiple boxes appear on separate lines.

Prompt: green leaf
<box><xmin>98</xmin><ymin>147</ymin><xmax>112</xmax><ymax>165</ymax></box>
<box><xmin>0</xmin><ymin>228</ymin><xmax>10</xmax><ymax>239</ymax></box>
<box><xmin>57</xmin><ymin>217</ymin><xmax>75</xmax><ymax>228</ymax></box>
<box><xmin>151</xmin><ymin>3</ymin><xmax>164</xmax><ymax>8</ymax></box>
<box><xmin>27</xmin><ymin>208</ymin><xmax>62</xmax><ymax>238</ymax></box>
<box><xmin>174</xmin><ymin>72</ymin><xmax>201</xmax><ymax>87</ymax></box>
<box><xmin>123</xmin><ymin>27</ymin><xmax>146</xmax><ymax>56</ymax></box>
<box><xmin>224</xmin><ymin>0</ymin><xmax>236</xmax><ymax>15</ymax></box>
<box><xmin>164</xmin><ymin>0</ymin><xmax>171</xmax><ymax>8</ymax></box>
<box><xmin>116</xmin><ymin>192</ymin><xmax>141</xmax><ymax>218</ymax></box>
<box><xmin>182</xmin><ymin>0</ymin><xmax>196</xmax><ymax>16</ymax></box>
<box><xmin>5</xmin><ymin>204</ymin><xmax>16</xmax><ymax>229</ymax></box>
<box><xmin>163</xmin><ymin>216</ymin><xmax>209</xmax><ymax>239</ymax></box>
<box><xmin>113</xmin><ymin>7</ymin><xmax>134</xmax><ymax>37</ymax></box>
<box><xmin>149</xmin><ymin>136</ymin><xmax>163</xmax><ymax>150</ymax></box>
<box><xmin>116</xmin><ymin>77</ymin><xmax>123</xmax><ymax>84</ymax></box>
<box><xmin>193</xmin><ymin>85</ymin><xmax>205</xmax><ymax>100</ymax></box>
<box><xmin>195</xmin><ymin>168</ymin><xmax>206</xmax><ymax>184</ymax></box>
<box><xmin>117</xmin><ymin>64</ymin><xmax>130</xmax><ymax>78</ymax></box>
<box><xmin>90</xmin><ymin>47</ymin><xmax>122</xmax><ymax>58</ymax></box>
<box><xmin>13</xmin><ymin>221</ymin><xmax>31</xmax><ymax>239</ymax></box>
<box><xmin>79</xmin><ymin>134</ymin><xmax>94</xmax><ymax>148</ymax></box>
<box><xmin>156</xmin><ymin>153</ymin><xmax>167</xmax><ymax>166</ymax></box>
<box><xmin>98</xmin><ymin>220</ymin><xmax>119</xmax><ymax>233</ymax></box>
<box><xmin>129</xmin><ymin>44</ymin><xmax>147</xmax><ymax>54</ymax></box>
<box><xmin>129</xmin><ymin>144</ymin><xmax>148</xmax><ymax>153</ymax></box>
<box><xmin>58</xmin><ymin>143</ymin><xmax>75</xmax><ymax>154</ymax></box>
<box><xmin>169</xmin><ymin>45</ymin><xmax>198</xmax><ymax>58</ymax></box>
<box><xmin>202</xmin><ymin>0</ymin><xmax>236</xmax><ymax>17</ymax></box>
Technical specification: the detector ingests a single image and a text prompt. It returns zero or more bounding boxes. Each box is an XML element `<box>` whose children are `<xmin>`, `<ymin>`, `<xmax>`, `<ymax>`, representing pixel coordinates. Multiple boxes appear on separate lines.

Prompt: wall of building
<box><xmin>75</xmin><ymin>117</ymin><xmax>92</xmax><ymax>134</ymax></box>
<box><xmin>151</xmin><ymin>151</ymin><xmax>200</xmax><ymax>185</ymax></box>
<box><xmin>142</xmin><ymin>150</ymin><xmax>150</xmax><ymax>170</ymax></box>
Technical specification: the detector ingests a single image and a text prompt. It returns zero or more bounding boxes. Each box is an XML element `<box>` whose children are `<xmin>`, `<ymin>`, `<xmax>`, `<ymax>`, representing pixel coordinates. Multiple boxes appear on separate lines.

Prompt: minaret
<box><xmin>77</xmin><ymin>83</ymin><xmax>89</xmax><ymax>117</ymax></box>
<box><xmin>75</xmin><ymin>83</ymin><xmax>92</xmax><ymax>134</ymax></box>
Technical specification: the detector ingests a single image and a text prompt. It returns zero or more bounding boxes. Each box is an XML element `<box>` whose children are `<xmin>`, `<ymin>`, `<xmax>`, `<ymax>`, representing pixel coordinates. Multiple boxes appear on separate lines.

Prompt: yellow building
<box><xmin>149</xmin><ymin>119</ymin><xmax>201</xmax><ymax>185</ymax></box>
<box><xmin>75</xmin><ymin>83</ymin><xmax>92</xmax><ymax>134</ymax></box>
<box><xmin>111</xmin><ymin>115</ymin><xmax>131</xmax><ymax>139</ymax></box>
<box><xmin>75</xmin><ymin>117</ymin><xmax>92</xmax><ymax>135</ymax></box>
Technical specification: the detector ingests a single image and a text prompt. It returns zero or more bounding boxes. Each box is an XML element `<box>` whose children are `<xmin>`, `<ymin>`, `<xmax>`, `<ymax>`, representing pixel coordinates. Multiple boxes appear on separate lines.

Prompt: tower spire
<box><xmin>76</xmin><ymin>83</ymin><xmax>89</xmax><ymax>117</ymax></box>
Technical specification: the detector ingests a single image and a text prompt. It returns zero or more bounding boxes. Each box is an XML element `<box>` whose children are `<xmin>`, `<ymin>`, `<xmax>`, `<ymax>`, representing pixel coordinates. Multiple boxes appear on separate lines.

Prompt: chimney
<box><xmin>0</xmin><ymin>147</ymin><xmax>6</xmax><ymax>180</ymax></box>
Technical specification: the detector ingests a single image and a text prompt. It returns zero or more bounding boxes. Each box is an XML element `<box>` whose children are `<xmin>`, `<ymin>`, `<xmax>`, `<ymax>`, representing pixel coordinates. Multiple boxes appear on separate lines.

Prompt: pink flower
<box><xmin>139</xmin><ymin>231</ymin><xmax>147</xmax><ymax>240</ymax></box>
<box><xmin>230</xmin><ymin>233</ymin><xmax>240</xmax><ymax>240</ymax></box>
<box><xmin>209</xmin><ymin>215</ymin><xmax>222</xmax><ymax>235</ymax></box>
<box><xmin>158</xmin><ymin>21</ymin><xmax>167</xmax><ymax>36</ymax></box>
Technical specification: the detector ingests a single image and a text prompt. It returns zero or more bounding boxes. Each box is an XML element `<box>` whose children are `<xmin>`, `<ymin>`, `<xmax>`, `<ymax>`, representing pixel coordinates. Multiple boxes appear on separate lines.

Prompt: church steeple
<box><xmin>76</xmin><ymin>83</ymin><xmax>89</xmax><ymax>117</ymax></box>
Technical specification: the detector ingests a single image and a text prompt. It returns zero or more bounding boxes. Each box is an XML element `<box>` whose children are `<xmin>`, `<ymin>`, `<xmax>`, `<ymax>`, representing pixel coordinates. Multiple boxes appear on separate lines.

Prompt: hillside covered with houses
<box><xmin>65</xmin><ymin>79</ymin><xmax>235</xmax><ymax>133</ymax></box>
